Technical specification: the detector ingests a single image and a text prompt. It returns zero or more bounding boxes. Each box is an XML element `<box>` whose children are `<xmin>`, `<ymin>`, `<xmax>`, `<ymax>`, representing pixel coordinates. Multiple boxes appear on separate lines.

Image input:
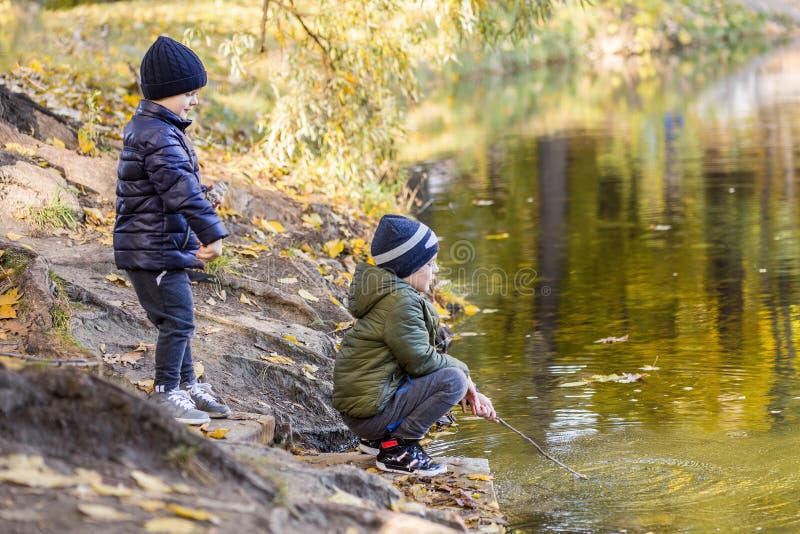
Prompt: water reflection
<box><xmin>416</xmin><ymin>44</ymin><xmax>800</xmax><ymax>531</ymax></box>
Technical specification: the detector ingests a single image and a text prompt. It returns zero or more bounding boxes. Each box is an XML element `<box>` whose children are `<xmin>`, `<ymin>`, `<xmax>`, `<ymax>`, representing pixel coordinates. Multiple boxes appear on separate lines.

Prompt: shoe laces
<box><xmin>167</xmin><ymin>389</ymin><xmax>196</xmax><ymax>410</ymax></box>
<box><xmin>189</xmin><ymin>382</ymin><xmax>218</xmax><ymax>403</ymax></box>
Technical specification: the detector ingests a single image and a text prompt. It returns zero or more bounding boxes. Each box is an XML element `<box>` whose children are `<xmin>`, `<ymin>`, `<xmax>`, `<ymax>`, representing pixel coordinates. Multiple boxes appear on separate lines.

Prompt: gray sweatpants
<box><xmin>342</xmin><ymin>367</ymin><xmax>468</xmax><ymax>440</ymax></box>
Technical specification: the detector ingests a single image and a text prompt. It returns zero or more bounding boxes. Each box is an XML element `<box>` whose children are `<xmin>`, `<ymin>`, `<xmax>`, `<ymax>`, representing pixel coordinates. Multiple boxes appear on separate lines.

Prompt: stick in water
<box><xmin>497</xmin><ymin>417</ymin><xmax>588</xmax><ymax>480</ymax></box>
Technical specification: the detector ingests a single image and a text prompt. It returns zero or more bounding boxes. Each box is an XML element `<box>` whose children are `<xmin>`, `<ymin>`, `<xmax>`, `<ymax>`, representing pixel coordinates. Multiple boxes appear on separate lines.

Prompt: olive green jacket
<box><xmin>333</xmin><ymin>263</ymin><xmax>469</xmax><ymax>418</ymax></box>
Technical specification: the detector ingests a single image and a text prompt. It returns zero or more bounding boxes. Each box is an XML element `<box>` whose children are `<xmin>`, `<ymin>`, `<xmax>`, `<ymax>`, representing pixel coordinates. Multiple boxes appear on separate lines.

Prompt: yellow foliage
<box><xmin>144</xmin><ymin>517</ymin><xmax>198</xmax><ymax>534</ymax></box>
<box><xmin>323</xmin><ymin>239</ymin><xmax>345</xmax><ymax>258</ymax></box>
<box><xmin>466</xmin><ymin>473</ymin><xmax>494</xmax><ymax>481</ymax></box>
<box><xmin>260</xmin><ymin>353</ymin><xmax>295</xmax><ymax>365</ymax></box>
<box><xmin>165</xmin><ymin>503</ymin><xmax>218</xmax><ymax>522</ymax></box>
<box><xmin>301</xmin><ymin>212</ymin><xmax>323</xmax><ymax>229</ymax></box>
<box><xmin>0</xmin><ymin>287</ymin><xmax>21</xmax><ymax>319</ymax></box>
<box><xmin>130</xmin><ymin>470</ymin><xmax>172</xmax><ymax>493</ymax></box>
<box><xmin>204</xmin><ymin>428</ymin><xmax>229</xmax><ymax>440</ymax></box>
<box><xmin>298</xmin><ymin>289</ymin><xmax>319</xmax><ymax>302</ymax></box>
<box><xmin>463</xmin><ymin>304</ymin><xmax>480</xmax><ymax>316</ymax></box>
<box><xmin>77</xmin><ymin>504</ymin><xmax>134</xmax><ymax>522</ymax></box>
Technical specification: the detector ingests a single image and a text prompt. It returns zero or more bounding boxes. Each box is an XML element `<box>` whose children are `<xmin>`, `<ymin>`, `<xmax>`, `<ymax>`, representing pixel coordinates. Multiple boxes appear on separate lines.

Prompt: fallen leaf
<box><xmin>204</xmin><ymin>428</ymin><xmax>229</xmax><ymax>440</ymax></box>
<box><xmin>254</xmin><ymin>218</ymin><xmax>285</xmax><ymax>233</ymax></box>
<box><xmin>130</xmin><ymin>470</ymin><xmax>172</xmax><ymax>493</ymax></box>
<box><xmin>5</xmin><ymin>232</ymin><xmax>22</xmax><ymax>241</ymax></box>
<box><xmin>277</xmin><ymin>277</ymin><xmax>297</xmax><ymax>284</ymax></box>
<box><xmin>301</xmin><ymin>212</ymin><xmax>323</xmax><ymax>229</ymax></box>
<box><xmin>136</xmin><ymin>500</ymin><xmax>166</xmax><ymax>512</ymax></box>
<box><xmin>594</xmin><ymin>335</ymin><xmax>629</xmax><ymax>344</ymax></box>
<box><xmin>205</xmin><ymin>297</ymin><xmax>217</xmax><ymax>306</ymax></box>
<box><xmin>239</xmin><ymin>293</ymin><xmax>255</xmax><ymax>305</ymax></box>
<box><xmin>90</xmin><ymin>481</ymin><xmax>134</xmax><ymax>497</ymax></box>
<box><xmin>171</xmin><ymin>483</ymin><xmax>195</xmax><ymax>495</ymax></box>
<box><xmin>0</xmin><ymin>455</ymin><xmax>78</xmax><ymax>488</ymax></box>
<box><xmin>194</xmin><ymin>362</ymin><xmax>205</xmax><ymax>379</ymax></box>
<box><xmin>119</xmin><ymin>352</ymin><xmax>143</xmax><ymax>365</ymax></box>
<box><xmin>283</xmin><ymin>334</ymin><xmax>304</xmax><ymax>345</ymax></box>
<box><xmin>302</xmin><ymin>363</ymin><xmax>319</xmax><ymax>381</ymax></box>
<box><xmin>134</xmin><ymin>379</ymin><xmax>154</xmax><ymax>393</ymax></box>
<box><xmin>328</xmin><ymin>292</ymin><xmax>342</xmax><ymax>307</ymax></box>
<box><xmin>144</xmin><ymin>517</ymin><xmax>197</xmax><ymax>533</ymax></box>
<box><xmin>165</xmin><ymin>503</ymin><xmax>218</xmax><ymax>523</ymax></box>
<box><xmin>105</xmin><ymin>273</ymin><xmax>131</xmax><ymax>287</ymax></box>
<box><xmin>260</xmin><ymin>353</ymin><xmax>295</xmax><ymax>365</ymax></box>
<box><xmin>77</xmin><ymin>503</ymin><xmax>134</xmax><ymax>522</ymax></box>
<box><xmin>485</xmin><ymin>233</ymin><xmax>509</xmax><ymax>240</ymax></box>
<box><xmin>323</xmin><ymin>239</ymin><xmax>345</xmax><ymax>258</ymax></box>
<box><xmin>466</xmin><ymin>473</ymin><xmax>494</xmax><ymax>481</ymax></box>
<box><xmin>82</xmin><ymin>207</ymin><xmax>106</xmax><ymax>224</ymax></box>
<box><xmin>298</xmin><ymin>289</ymin><xmax>318</xmax><ymax>302</ymax></box>
<box><xmin>327</xmin><ymin>490</ymin><xmax>369</xmax><ymax>507</ymax></box>
<box><xmin>199</xmin><ymin>326</ymin><xmax>221</xmax><ymax>335</ymax></box>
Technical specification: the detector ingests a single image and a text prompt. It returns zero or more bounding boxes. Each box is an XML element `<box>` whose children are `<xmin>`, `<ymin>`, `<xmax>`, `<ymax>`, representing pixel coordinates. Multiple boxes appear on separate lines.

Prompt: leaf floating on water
<box><xmin>560</xmin><ymin>372</ymin><xmax>648</xmax><ymax>387</ymax></box>
<box><xmin>472</xmin><ymin>199</ymin><xmax>494</xmax><ymax>206</ymax></box>
<box><xmin>463</xmin><ymin>304</ymin><xmax>480</xmax><ymax>316</ymax></box>
<box><xmin>558</xmin><ymin>380</ymin><xmax>590</xmax><ymax>388</ymax></box>
<box><xmin>594</xmin><ymin>334</ymin><xmax>629</xmax><ymax>344</ymax></box>
<box><xmin>640</xmin><ymin>365</ymin><xmax>660</xmax><ymax>371</ymax></box>
<box><xmin>485</xmin><ymin>233</ymin><xmax>509</xmax><ymax>240</ymax></box>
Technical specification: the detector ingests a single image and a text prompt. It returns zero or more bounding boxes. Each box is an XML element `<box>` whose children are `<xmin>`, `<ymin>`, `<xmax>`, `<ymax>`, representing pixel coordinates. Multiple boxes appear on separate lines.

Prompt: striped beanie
<box><xmin>371</xmin><ymin>215</ymin><xmax>439</xmax><ymax>278</ymax></box>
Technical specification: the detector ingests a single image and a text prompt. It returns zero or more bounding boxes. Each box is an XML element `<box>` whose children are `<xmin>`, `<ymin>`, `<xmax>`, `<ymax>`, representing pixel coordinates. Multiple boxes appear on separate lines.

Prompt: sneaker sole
<box><xmin>207</xmin><ymin>411</ymin><xmax>230</xmax><ymax>419</ymax></box>
<box><xmin>375</xmin><ymin>461</ymin><xmax>447</xmax><ymax>477</ymax></box>
<box><xmin>358</xmin><ymin>444</ymin><xmax>380</xmax><ymax>455</ymax></box>
<box><xmin>175</xmin><ymin>416</ymin><xmax>210</xmax><ymax>425</ymax></box>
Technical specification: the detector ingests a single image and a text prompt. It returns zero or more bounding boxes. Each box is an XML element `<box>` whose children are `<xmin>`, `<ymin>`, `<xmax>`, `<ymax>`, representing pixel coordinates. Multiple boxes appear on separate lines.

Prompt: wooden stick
<box><xmin>497</xmin><ymin>417</ymin><xmax>588</xmax><ymax>480</ymax></box>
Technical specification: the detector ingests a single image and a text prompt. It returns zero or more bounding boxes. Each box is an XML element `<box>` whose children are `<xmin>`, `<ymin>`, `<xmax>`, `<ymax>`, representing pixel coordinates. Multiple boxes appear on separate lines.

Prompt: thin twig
<box><xmin>497</xmin><ymin>417</ymin><xmax>588</xmax><ymax>480</ymax></box>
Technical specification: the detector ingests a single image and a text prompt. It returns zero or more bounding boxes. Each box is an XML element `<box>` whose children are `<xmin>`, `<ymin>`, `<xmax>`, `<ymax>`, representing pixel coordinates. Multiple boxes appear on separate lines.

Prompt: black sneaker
<box><xmin>358</xmin><ymin>439</ymin><xmax>381</xmax><ymax>455</ymax></box>
<box><xmin>375</xmin><ymin>439</ymin><xmax>447</xmax><ymax>476</ymax></box>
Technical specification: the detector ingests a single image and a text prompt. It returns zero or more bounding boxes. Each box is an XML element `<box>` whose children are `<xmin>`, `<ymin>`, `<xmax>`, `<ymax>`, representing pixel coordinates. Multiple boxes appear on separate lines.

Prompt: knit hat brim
<box><xmin>141</xmin><ymin>72</ymin><xmax>207</xmax><ymax>100</ymax></box>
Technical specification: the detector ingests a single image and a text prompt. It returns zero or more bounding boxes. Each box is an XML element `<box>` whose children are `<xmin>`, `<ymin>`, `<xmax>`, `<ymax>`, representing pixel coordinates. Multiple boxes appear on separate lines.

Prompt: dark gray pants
<box><xmin>127</xmin><ymin>269</ymin><xmax>196</xmax><ymax>392</ymax></box>
<box><xmin>342</xmin><ymin>367</ymin><xmax>468</xmax><ymax>440</ymax></box>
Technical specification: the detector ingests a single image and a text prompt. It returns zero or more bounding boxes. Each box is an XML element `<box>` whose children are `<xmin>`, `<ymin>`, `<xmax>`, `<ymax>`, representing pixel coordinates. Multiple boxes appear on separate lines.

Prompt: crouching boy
<box><xmin>333</xmin><ymin>215</ymin><xmax>496</xmax><ymax>476</ymax></box>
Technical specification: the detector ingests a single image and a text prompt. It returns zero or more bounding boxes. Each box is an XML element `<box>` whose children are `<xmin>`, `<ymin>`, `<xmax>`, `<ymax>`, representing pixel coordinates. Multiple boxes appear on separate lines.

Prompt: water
<box><xmin>411</xmin><ymin>45</ymin><xmax>800</xmax><ymax>531</ymax></box>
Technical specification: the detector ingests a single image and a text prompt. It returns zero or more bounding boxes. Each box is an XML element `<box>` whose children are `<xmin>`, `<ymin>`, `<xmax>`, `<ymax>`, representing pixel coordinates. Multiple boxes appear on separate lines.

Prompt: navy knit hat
<box><xmin>140</xmin><ymin>36</ymin><xmax>207</xmax><ymax>100</ymax></box>
<box><xmin>371</xmin><ymin>215</ymin><xmax>439</xmax><ymax>278</ymax></box>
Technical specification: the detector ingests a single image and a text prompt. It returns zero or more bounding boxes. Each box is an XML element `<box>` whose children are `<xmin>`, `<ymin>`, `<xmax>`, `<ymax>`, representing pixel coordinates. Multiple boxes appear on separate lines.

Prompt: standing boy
<box><xmin>114</xmin><ymin>36</ymin><xmax>230</xmax><ymax>425</ymax></box>
<box><xmin>334</xmin><ymin>214</ymin><xmax>496</xmax><ymax>476</ymax></box>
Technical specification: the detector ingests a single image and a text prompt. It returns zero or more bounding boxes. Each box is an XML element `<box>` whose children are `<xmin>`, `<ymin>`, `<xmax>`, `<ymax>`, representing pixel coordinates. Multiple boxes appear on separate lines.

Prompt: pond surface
<box><xmin>409</xmin><ymin>46</ymin><xmax>800</xmax><ymax>532</ymax></box>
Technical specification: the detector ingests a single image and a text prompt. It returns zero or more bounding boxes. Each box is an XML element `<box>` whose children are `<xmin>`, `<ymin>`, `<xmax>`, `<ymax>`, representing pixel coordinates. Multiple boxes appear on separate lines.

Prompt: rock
<box><xmin>0</xmin><ymin>85</ymin><xmax>78</xmax><ymax>149</ymax></box>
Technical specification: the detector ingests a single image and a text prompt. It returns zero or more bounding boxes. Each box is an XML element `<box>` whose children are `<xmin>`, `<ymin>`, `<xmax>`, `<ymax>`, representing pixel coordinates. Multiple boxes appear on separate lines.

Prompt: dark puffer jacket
<box><xmin>113</xmin><ymin>100</ymin><xmax>228</xmax><ymax>271</ymax></box>
<box><xmin>333</xmin><ymin>263</ymin><xmax>469</xmax><ymax>418</ymax></box>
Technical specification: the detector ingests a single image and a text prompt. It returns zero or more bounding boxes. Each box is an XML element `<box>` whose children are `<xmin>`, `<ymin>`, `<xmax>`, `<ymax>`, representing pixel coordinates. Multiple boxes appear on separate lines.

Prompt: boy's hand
<box><xmin>460</xmin><ymin>378</ymin><xmax>498</xmax><ymax>422</ymax></box>
<box><xmin>197</xmin><ymin>240</ymin><xmax>222</xmax><ymax>261</ymax></box>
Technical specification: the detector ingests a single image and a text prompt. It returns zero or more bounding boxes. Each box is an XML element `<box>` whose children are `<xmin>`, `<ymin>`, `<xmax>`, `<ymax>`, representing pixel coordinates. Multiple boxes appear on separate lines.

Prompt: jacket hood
<box><xmin>348</xmin><ymin>262</ymin><xmax>412</xmax><ymax>318</ymax></box>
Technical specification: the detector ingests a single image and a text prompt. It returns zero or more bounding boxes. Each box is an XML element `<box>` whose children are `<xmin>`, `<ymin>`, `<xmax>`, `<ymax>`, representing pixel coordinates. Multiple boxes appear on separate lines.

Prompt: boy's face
<box><xmin>153</xmin><ymin>90</ymin><xmax>200</xmax><ymax>120</ymax></box>
<box><xmin>404</xmin><ymin>254</ymin><xmax>439</xmax><ymax>294</ymax></box>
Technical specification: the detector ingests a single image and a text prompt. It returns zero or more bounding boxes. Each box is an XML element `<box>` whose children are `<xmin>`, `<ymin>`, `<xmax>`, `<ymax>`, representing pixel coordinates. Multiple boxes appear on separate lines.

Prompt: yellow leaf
<box><xmin>78</xmin><ymin>129</ymin><xmax>95</xmax><ymax>155</ymax></box>
<box><xmin>239</xmin><ymin>293</ymin><xmax>254</xmax><ymax>305</ymax></box>
<box><xmin>90</xmin><ymin>481</ymin><xmax>134</xmax><ymax>497</ymax></box>
<box><xmin>254</xmin><ymin>218</ymin><xmax>285</xmax><ymax>233</ymax></box>
<box><xmin>282</xmin><ymin>334</ymin><xmax>304</xmax><ymax>345</ymax></box>
<box><xmin>6</xmin><ymin>232</ymin><xmax>23</xmax><ymax>241</ymax></box>
<box><xmin>302</xmin><ymin>363</ymin><xmax>318</xmax><ymax>381</ymax></box>
<box><xmin>194</xmin><ymin>362</ymin><xmax>204</xmax><ymax>379</ymax></box>
<box><xmin>298</xmin><ymin>289</ymin><xmax>319</xmax><ymax>302</ymax></box>
<box><xmin>77</xmin><ymin>503</ymin><xmax>134</xmax><ymax>521</ymax></box>
<box><xmin>105</xmin><ymin>273</ymin><xmax>131</xmax><ymax>287</ymax></box>
<box><xmin>322</xmin><ymin>239</ymin><xmax>344</xmax><ymax>259</ymax></box>
<box><xmin>0</xmin><ymin>454</ymin><xmax>77</xmax><ymax>488</ymax></box>
<box><xmin>130</xmin><ymin>470</ymin><xmax>172</xmax><ymax>493</ymax></box>
<box><xmin>260</xmin><ymin>353</ymin><xmax>295</xmax><ymax>365</ymax></box>
<box><xmin>463</xmin><ymin>304</ymin><xmax>480</xmax><ymax>316</ymax></box>
<box><xmin>301</xmin><ymin>213</ymin><xmax>323</xmax><ymax>229</ymax></box>
<box><xmin>136</xmin><ymin>500</ymin><xmax>166</xmax><ymax>512</ymax></box>
<box><xmin>134</xmin><ymin>379</ymin><xmax>154</xmax><ymax>393</ymax></box>
<box><xmin>205</xmin><ymin>428</ymin><xmax>228</xmax><ymax>440</ymax></box>
<box><xmin>171</xmin><ymin>483</ymin><xmax>195</xmax><ymax>495</ymax></box>
<box><xmin>165</xmin><ymin>503</ymin><xmax>218</xmax><ymax>522</ymax></box>
<box><xmin>277</xmin><ymin>277</ymin><xmax>297</xmax><ymax>284</ymax></box>
<box><xmin>51</xmin><ymin>138</ymin><xmax>66</xmax><ymax>150</ymax></box>
<box><xmin>4</xmin><ymin>142</ymin><xmax>36</xmax><ymax>157</ymax></box>
<box><xmin>144</xmin><ymin>517</ymin><xmax>197</xmax><ymax>534</ymax></box>
<box><xmin>486</xmin><ymin>233</ymin><xmax>509</xmax><ymax>240</ymax></box>
<box><xmin>82</xmin><ymin>207</ymin><xmax>106</xmax><ymax>224</ymax></box>
<box><xmin>328</xmin><ymin>292</ymin><xmax>341</xmax><ymax>307</ymax></box>
<box><xmin>467</xmin><ymin>473</ymin><xmax>494</xmax><ymax>481</ymax></box>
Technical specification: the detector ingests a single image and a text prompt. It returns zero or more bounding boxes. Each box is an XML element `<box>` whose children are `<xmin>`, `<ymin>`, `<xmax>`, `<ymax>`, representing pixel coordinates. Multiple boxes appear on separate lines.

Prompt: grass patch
<box><xmin>204</xmin><ymin>253</ymin><xmax>241</xmax><ymax>277</ymax></box>
<box><xmin>27</xmin><ymin>195</ymin><xmax>78</xmax><ymax>231</ymax></box>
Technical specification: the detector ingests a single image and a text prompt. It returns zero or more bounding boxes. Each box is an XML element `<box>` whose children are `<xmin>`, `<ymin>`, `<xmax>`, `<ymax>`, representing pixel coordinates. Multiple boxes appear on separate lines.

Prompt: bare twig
<box><xmin>271</xmin><ymin>0</ymin><xmax>332</xmax><ymax>67</ymax></box>
<box><xmin>259</xmin><ymin>0</ymin><xmax>271</xmax><ymax>53</ymax></box>
<box><xmin>497</xmin><ymin>417</ymin><xmax>588</xmax><ymax>480</ymax></box>
<box><xmin>0</xmin><ymin>351</ymin><xmax>100</xmax><ymax>367</ymax></box>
